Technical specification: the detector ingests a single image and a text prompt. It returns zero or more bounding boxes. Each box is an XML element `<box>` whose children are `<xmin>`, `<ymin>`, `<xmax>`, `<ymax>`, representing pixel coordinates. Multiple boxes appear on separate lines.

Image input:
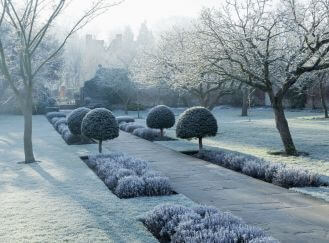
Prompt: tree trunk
<box><xmin>319</xmin><ymin>80</ymin><xmax>329</xmax><ymax>118</ymax></box>
<box><xmin>241</xmin><ymin>88</ymin><xmax>248</xmax><ymax>116</ymax></box>
<box><xmin>311</xmin><ymin>88</ymin><xmax>316</xmax><ymax>109</ymax></box>
<box><xmin>124</xmin><ymin>101</ymin><xmax>129</xmax><ymax>115</ymax></box>
<box><xmin>160</xmin><ymin>128</ymin><xmax>164</xmax><ymax>137</ymax></box>
<box><xmin>99</xmin><ymin>140</ymin><xmax>103</xmax><ymax>153</ymax></box>
<box><xmin>198</xmin><ymin>137</ymin><xmax>203</xmax><ymax>152</ymax></box>
<box><xmin>22</xmin><ymin>93</ymin><xmax>36</xmax><ymax>163</ymax></box>
<box><xmin>271</xmin><ymin>95</ymin><xmax>298</xmax><ymax>155</ymax></box>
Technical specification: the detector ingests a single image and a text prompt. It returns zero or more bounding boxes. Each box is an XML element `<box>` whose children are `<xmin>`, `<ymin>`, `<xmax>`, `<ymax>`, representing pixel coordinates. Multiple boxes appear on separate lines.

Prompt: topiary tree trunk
<box><xmin>99</xmin><ymin>140</ymin><xmax>103</xmax><ymax>153</ymax></box>
<box><xmin>198</xmin><ymin>137</ymin><xmax>203</xmax><ymax>152</ymax></box>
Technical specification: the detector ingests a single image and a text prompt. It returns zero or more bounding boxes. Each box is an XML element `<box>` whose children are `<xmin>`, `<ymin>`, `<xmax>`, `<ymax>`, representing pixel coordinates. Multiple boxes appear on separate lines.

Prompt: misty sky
<box><xmin>63</xmin><ymin>0</ymin><xmax>221</xmax><ymax>40</ymax></box>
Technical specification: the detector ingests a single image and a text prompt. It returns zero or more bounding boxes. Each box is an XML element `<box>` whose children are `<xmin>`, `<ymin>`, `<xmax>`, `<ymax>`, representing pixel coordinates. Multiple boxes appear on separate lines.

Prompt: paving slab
<box><xmin>105</xmin><ymin>131</ymin><xmax>329</xmax><ymax>243</ymax></box>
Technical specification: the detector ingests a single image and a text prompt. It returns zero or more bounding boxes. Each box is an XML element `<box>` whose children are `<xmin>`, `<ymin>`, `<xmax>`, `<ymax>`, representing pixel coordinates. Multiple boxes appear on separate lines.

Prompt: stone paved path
<box><xmin>105</xmin><ymin>132</ymin><xmax>329</xmax><ymax>243</ymax></box>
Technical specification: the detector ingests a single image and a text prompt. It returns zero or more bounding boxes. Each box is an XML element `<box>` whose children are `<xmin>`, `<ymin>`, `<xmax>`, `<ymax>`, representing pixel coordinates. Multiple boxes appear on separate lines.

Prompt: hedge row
<box><xmin>119</xmin><ymin>122</ymin><xmax>162</xmax><ymax>141</ymax></box>
<box><xmin>86</xmin><ymin>153</ymin><xmax>173</xmax><ymax>198</ymax></box>
<box><xmin>196</xmin><ymin>150</ymin><xmax>324</xmax><ymax>188</ymax></box>
<box><xmin>46</xmin><ymin>112</ymin><xmax>93</xmax><ymax>145</ymax></box>
<box><xmin>142</xmin><ymin>204</ymin><xmax>278</xmax><ymax>243</ymax></box>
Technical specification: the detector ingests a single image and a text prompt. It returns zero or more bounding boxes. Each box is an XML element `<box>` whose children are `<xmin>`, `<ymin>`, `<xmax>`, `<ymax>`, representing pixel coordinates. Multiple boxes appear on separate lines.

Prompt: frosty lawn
<box><xmin>0</xmin><ymin>115</ymin><xmax>193</xmax><ymax>242</ymax></box>
<box><xmin>114</xmin><ymin>107</ymin><xmax>329</xmax><ymax>177</ymax></box>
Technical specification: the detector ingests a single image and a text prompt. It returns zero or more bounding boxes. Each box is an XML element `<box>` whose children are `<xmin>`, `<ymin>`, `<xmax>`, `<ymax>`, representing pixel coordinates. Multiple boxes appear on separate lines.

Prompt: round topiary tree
<box><xmin>67</xmin><ymin>107</ymin><xmax>91</xmax><ymax>135</ymax></box>
<box><xmin>176</xmin><ymin>107</ymin><xmax>218</xmax><ymax>152</ymax></box>
<box><xmin>81</xmin><ymin>108</ymin><xmax>119</xmax><ymax>153</ymax></box>
<box><xmin>146</xmin><ymin>105</ymin><xmax>175</xmax><ymax>137</ymax></box>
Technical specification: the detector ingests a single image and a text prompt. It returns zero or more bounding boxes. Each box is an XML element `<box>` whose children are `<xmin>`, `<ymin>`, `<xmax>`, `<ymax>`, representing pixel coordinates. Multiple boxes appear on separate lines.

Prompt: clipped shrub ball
<box><xmin>81</xmin><ymin>108</ymin><xmax>119</xmax><ymax>153</ymax></box>
<box><xmin>146</xmin><ymin>105</ymin><xmax>175</xmax><ymax>137</ymax></box>
<box><xmin>67</xmin><ymin>107</ymin><xmax>91</xmax><ymax>135</ymax></box>
<box><xmin>176</xmin><ymin>107</ymin><xmax>218</xmax><ymax>152</ymax></box>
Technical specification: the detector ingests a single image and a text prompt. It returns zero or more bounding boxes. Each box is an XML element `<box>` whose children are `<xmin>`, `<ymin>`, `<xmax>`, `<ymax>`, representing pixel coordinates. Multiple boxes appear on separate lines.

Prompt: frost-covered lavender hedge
<box><xmin>142</xmin><ymin>204</ymin><xmax>278</xmax><ymax>243</ymax></box>
<box><xmin>46</xmin><ymin>112</ymin><xmax>93</xmax><ymax>145</ymax></box>
<box><xmin>86</xmin><ymin>153</ymin><xmax>173</xmax><ymax>198</ymax></box>
<box><xmin>119</xmin><ymin>122</ymin><xmax>168</xmax><ymax>142</ymax></box>
<box><xmin>133</xmin><ymin>128</ymin><xmax>162</xmax><ymax>141</ymax></box>
<box><xmin>116</xmin><ymin>116</ymin><xmax>135</xmax><ymax>124</ymax></box>
<box><xmin>196</xmin><ymin>150</ymin><xmax>324</xmax><ymax>188</ymax></box>
<box><xmin>120</xmin><ymin>123</ymin><xmax>144</xmax><ymax>133</ymax></box>
<box><xmin>46</xmin><ymin>111</ymin><xmax>66</xmax><ymax>121</ymax></box>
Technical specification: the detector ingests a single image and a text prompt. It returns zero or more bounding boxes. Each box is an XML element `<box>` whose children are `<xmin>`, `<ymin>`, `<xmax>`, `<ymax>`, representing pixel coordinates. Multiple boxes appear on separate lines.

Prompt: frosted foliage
<box><xmin>54</xmin><ymin>118</ymin><xmax>67</xmax><ymax>131</ymax></box>
<box><xmin>61</xmin><ymin>130</ymin><xmax>81</xmax><ymax>144</ymax></box>
<box><xmin>46</xmin><ymin>112</ymin><xmax>66</xmax><ymax>120</ymax></box>
<box><xmin>115</xmin><ymin>176</ymin><xmax>145</xmax><ymax>198</ymax></box>
<box><xmin>81</xmin><ymin>108</ymin><xmax>119</xmax><ymax>141</ymax></box>
<box><xmin>250</xmin><ymin>237</ymin><xmax>280</xmax><ymax>243</ymax></box>
<box><xmin>132</xmin><ymin>128</ymin><xmax>162</xmax><ymax>141</ymax></box>
<box><xmin>87</xmin><ymin>153</ymin><xmax>173</xmax><ymax>198</ymax></box>
<box><xmin>143</xmin><ymin>204</ymin><xmax>274</xmax><ymax>243</ymax></box>
<box><xmin>116</xmin><ymin>116</ymin><xmax>135</xmax><ymax>124</ymax></box>
<box><xmin>67</xmin><ymin>107</ymin><xmax>91</xmax><ymax>135</ymax></box>
<box><xmin>125</xmin><ymin>124</ymin><xmax>144</xmax><ymax>133</ymax></box>
<box><xmin>146</xmin><ymin>105</ymin><xmax>175</xmax><ymax>130</ymax></box>
<box><xmin>176</xmin><ymin>107</ymin><xmax>218</xmax><ymax>139</ymax></box>
<box><xmin>197</xmin><ymin>150</ymin><xmax>322</xmax><ymax>188</ymax></box>
<box><xmin>51</xmin><ymin>117</ymin><xmax>60</xmax><ymax>124</ymax></box>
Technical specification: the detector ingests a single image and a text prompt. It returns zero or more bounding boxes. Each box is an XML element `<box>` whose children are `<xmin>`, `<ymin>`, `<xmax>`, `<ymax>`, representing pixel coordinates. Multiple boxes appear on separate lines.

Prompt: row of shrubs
<box><xmin>142</xmin><ymin>204</ymin><xmax>278</xmax><ymax>243</ymax></box>
<box><xmin>85</xmin><ymin>153</ymin><xmax>173</xmax><ymax>198</ymax></box>
<box><xmin>46</xmin><ymin>112</ymin><xmax>93</xmax><ymax>145</ymax></box>
<box><xmin>196</xmin><ymin>150</ymin><xmax>325</xmax><ymax>188</ymax></box>
<box><xmin>119</xmin><ymin>122</ymin><xmax>163</xmax><ymax>141</ymax></box>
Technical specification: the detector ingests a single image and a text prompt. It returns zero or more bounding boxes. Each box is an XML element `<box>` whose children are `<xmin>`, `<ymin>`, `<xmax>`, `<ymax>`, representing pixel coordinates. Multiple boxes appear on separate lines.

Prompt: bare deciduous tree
<box><xmin>199</xmin><ymin>0</ymin><xmax>329</xmax><ymax>155</ymax></box>
<box><xmin>0</xmin><ymin>0</ymin><xmax>122</xmax><ymax>163</ymax></box>
<box><xmin>134</xmin><ymin>27</ymin><xmax>236</xmax><ymax>110</ymax></box>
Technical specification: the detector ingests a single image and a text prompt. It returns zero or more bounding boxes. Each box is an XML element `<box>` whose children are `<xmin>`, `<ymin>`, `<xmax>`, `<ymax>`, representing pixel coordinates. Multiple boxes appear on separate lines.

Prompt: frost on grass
<box><xmin>87</xmin><ymin>153</ymin><xmax>173</xmax><ymax>198</ymax></box>
<box><xmin>197</xmin><ymin>150</ymin><xmax>323</xmax><ymax>188</ymax></box>
<box><xmin>142</xmin><ymin>204</ymin><xmax>278</xmax><ymax>243</ymax></box>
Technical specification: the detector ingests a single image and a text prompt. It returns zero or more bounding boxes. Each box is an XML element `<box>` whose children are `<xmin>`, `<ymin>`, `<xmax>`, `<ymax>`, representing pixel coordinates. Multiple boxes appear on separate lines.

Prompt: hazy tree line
<box><xmin>131</xmin><ymin>0</ymin><xmax>329</xmax><ymax>155</ymax></box>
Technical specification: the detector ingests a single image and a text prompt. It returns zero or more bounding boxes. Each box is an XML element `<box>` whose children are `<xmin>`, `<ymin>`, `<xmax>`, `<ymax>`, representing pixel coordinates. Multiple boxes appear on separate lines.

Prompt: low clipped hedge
<box><xmin>196</xmin><ymin>150</ymin><xmax>324</xmax><ymax>188</ymax></box>
<box><xmin>46</xmin><ymin>111</ymin><xmax>94</xmax><ymax>145</ymax></box>
<box><xmin>119</xmin><ymin>122</ymin><xmax>171</xmax><ymax>142</ymax></box>
<box><xmin>85</xmin><ymin>153</ymin><xmax>173</xmax><ymax>198</ymax></box>
<box><xmin>46</xmin><ymin>111</ymin><xmax>66</xmax><ymax>121</ymax></box>
<box><xmin>116</xmin><ymin>116</ymin><xmax>135</xmax><ymax>124</ymax></box>
<box><xmin>142</xmin><ymin>204</ymin><xmax>278</xmax><ymax>243</ymax></box>
<box><xmin>132</xmin><ymin>128</ymin><xmax>162</xmax><ymax>141</ymax></box>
